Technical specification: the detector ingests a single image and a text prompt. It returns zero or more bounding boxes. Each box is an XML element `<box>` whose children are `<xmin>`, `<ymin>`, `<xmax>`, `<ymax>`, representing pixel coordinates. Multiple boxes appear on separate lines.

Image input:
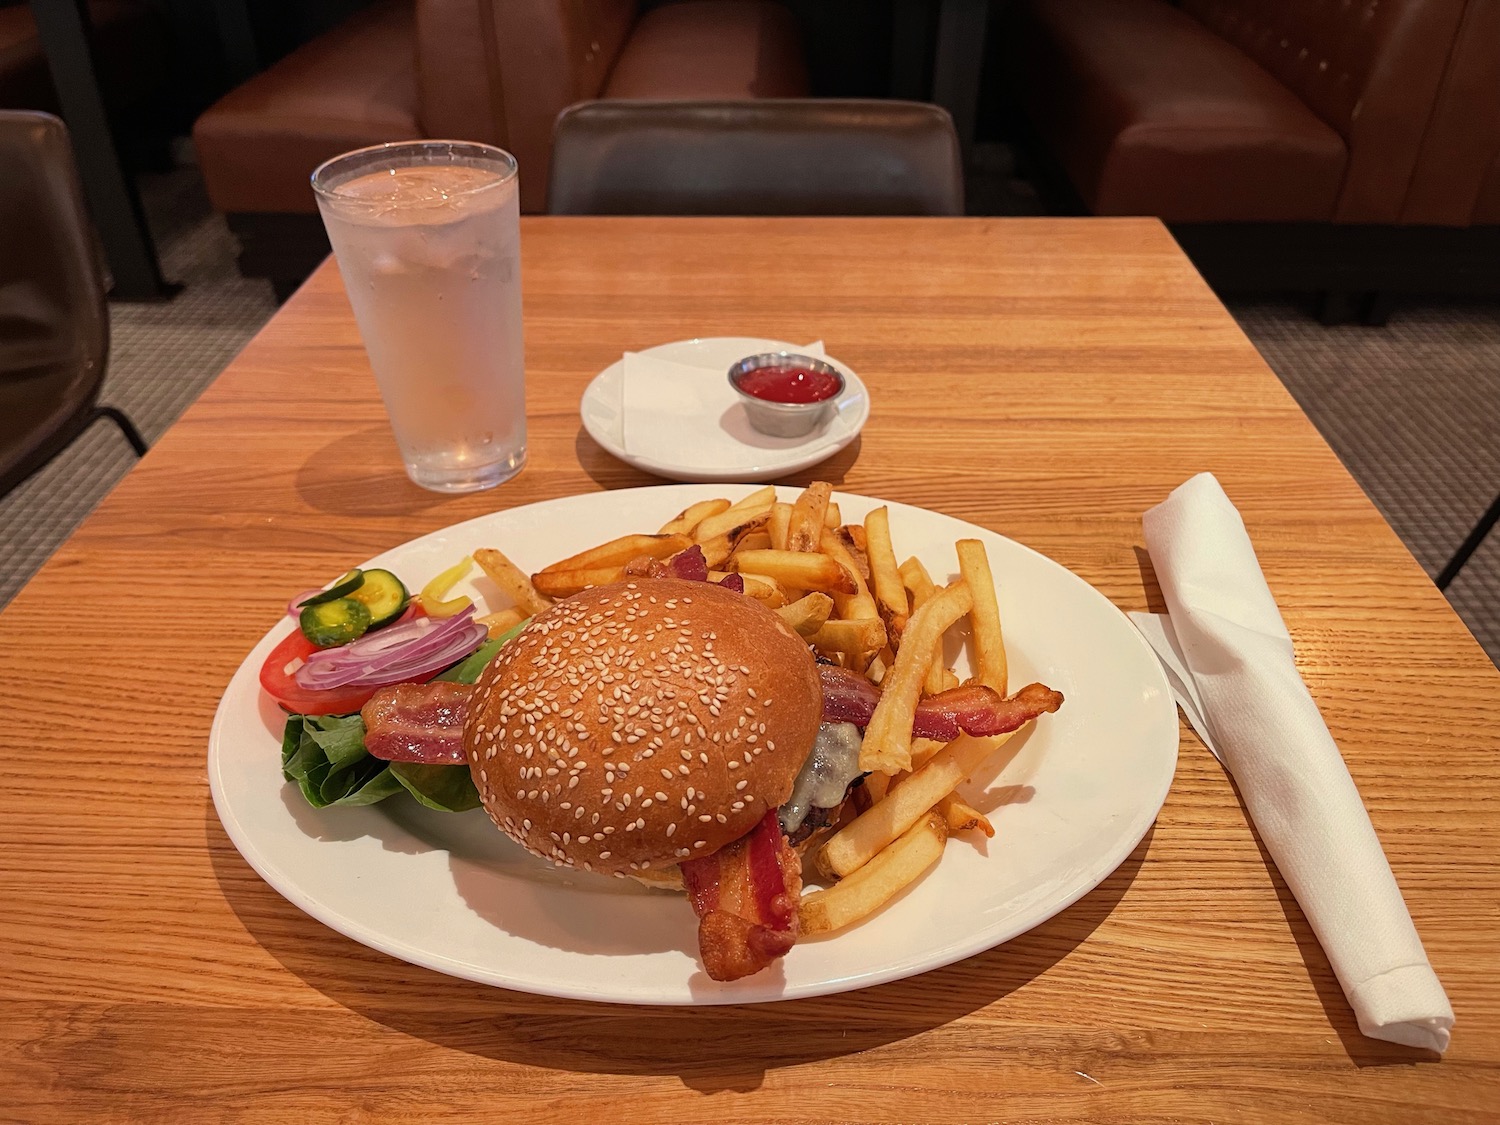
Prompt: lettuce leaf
<box><xmin>279</xmin><ymin>617</ymin><xmax>530</xmax><ymax>812</ymax></box>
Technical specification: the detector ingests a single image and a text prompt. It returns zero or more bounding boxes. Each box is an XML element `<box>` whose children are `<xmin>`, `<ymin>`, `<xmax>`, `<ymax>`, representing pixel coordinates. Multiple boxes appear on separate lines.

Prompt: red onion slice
<box><xmin>286</xmin><ymin>589</ymin><xmax>324</xmax><ymax>617</ymax></box>
<box><xmin>294</xmin><ymin>605</ymin><xmax>486</xmax><ymax>690</ymax></box>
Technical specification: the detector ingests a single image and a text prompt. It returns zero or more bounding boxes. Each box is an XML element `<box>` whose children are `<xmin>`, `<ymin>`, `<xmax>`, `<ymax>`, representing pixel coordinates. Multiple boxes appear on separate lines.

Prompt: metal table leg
<box><xmin>27</xmin><ymin>0</ymin><xmax>172</xmax><ymax>301</ymax></box>
<box><xmin>890</xmin><ymin>0</ymin><xmax>933</xmax><ymax>101</ymax></box>
<box><xmin>931</xmin><ymin>0</ymin><xmax>989</xmax><ymax>157</ymax></box>
<box><xmin>205</xmin><ymin>0</ymin><xmax>259</xmax><ymax>84</ymax></box>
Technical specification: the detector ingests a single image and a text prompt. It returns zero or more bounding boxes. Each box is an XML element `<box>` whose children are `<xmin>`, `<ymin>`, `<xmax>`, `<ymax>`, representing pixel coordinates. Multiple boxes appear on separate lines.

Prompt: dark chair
<box><xmin>0</xmin><ymin>110</ymin><xmax>146</xmax><ymax>497</ymax></box>
<box><xmin>547</xmin><ymin>99</ymin><xmax>964</xmax><ymax>216</ymax></box>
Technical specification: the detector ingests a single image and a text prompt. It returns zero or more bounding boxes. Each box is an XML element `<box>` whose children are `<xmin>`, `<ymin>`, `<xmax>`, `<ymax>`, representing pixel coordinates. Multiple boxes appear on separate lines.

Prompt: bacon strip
<box><xmin>359</xmin><ymin>681</ymin><xmax>472</xmax><ymax>764</ymax></box>
<box><xmin>911</xmin><ymin>682</ymin><xmax>1065</xmax><ymax>740</ymax></box>
<box><xmin>818</xmin><ymin>665</ymin><xmax>1064</xmax><ymax>739</ymax></box>
<box><xmin>679</xmin><ymin>811</ymin><xmax>802</xmax><ymax>981</ymax></box>
<box><xmin>358</xmin><ymin>670</ymin><xmax>1064</xmax><ymax>766</ymax></box>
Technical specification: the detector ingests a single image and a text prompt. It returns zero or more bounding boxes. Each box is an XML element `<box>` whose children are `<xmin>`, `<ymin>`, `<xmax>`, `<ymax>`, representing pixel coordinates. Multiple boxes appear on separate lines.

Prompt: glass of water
<box><xmin>312</xmin><ymin>141</ymin><xmax>526</xmax><ymax>493</ymax></box>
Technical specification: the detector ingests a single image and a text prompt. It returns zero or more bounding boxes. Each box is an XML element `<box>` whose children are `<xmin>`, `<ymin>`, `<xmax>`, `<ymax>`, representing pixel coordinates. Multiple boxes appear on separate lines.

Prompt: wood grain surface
<box><xmin>2</xmin><ymin>218</ymin><xmax>1496</xmax><ymax>1123</ymax></box>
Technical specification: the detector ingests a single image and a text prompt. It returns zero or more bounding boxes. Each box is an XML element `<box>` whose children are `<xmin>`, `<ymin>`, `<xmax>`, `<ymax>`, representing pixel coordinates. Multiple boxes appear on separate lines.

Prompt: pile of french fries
<box><xmin>467</xmin><ymin>483</ymin><xmax>1037</xmax><ymax>939</ymax></box>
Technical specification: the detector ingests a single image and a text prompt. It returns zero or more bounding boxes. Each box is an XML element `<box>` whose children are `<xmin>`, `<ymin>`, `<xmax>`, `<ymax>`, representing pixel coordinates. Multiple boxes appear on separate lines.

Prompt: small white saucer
<box><xmin>579</xmin><ymin>336</ymin><xmax>869</xmax><ymax>482</ymax></box>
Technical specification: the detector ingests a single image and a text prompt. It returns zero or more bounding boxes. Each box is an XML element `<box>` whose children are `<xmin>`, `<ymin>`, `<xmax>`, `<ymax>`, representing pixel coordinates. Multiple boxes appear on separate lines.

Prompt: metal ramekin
<box><xmin>727</xmin><ymin>353</ymin><xmax>845</xmax><ymax>439</ymax></box>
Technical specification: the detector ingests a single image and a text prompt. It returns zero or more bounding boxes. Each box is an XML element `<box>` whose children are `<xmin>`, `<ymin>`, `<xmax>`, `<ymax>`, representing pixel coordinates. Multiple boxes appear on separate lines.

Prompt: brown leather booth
<box><xmin>1008</xmin><ymin>0</ymin><xmax>1500</xmax><ymax>313</ymax></box>
<box><xmin>193</xmin><ymin>0</ymin><xmax>807</xmax><ymax>295</ymax></box>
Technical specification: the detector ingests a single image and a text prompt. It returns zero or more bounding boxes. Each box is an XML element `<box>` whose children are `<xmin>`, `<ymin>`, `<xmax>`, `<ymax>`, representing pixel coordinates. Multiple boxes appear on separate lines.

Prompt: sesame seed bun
<box><xmin>464</xmin><ymin>578</ymin><xmax>821</xmax><ymax>878</ymax></box>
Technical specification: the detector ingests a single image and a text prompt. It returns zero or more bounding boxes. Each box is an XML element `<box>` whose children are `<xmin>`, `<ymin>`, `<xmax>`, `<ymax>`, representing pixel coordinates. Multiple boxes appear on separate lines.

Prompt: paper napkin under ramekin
<box><xmin>620</xmin><ymin>342</ymin><xmax>826</xmax><ymax>462</ymax></box>
<box><xmin>1129</xmin><ymin>473</ymin><xmax>1454</xmax><ymax>1052</ymax></box>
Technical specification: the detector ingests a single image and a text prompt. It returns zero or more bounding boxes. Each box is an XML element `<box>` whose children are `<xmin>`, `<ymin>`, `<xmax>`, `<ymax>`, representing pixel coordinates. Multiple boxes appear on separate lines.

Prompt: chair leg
<box><xmin>93</xmin><ymin>405</ymin><xmax>148</xmax><ymax>457</ymax></box>
<box><xmin>1437</xmin><ymin>491</ymin><xmax>1500</xmax><ymax>591</ymax></box>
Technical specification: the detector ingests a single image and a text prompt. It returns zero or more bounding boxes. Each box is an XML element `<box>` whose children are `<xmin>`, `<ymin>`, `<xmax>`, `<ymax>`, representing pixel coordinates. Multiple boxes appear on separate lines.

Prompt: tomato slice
<box><xmin>258</xmin><ymin>629</ymin><xmax>434</xmax><ymax>716</ymax></box>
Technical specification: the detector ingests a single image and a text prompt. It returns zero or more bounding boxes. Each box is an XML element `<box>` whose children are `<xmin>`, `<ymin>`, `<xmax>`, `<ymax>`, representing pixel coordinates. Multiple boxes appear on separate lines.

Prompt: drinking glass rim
<box><xmin>310</xmin><ymin>140</ymin><xmax>519</xmax><ymax>201</ymax></box>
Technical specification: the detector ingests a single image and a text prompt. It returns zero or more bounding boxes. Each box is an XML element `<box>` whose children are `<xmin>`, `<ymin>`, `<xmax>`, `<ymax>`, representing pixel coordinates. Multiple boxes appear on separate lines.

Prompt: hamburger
<box><xmin>464</xmin><ymin>577</ymin><xmax>820</xmax><ymax>880</ymax></box>
<box><xmin>360</xmin><ymin>571</ymin><xmax>1063</xmax><ymax>981</ymax></box>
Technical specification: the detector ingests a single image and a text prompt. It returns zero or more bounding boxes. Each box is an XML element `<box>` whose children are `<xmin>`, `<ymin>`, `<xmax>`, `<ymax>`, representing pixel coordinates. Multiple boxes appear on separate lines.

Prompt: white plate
<box><xmin>579</xmin><ymin>337</ymin><xmax>870</xmax><ymax>482</ymax></box>
<box><xmin>210</xmin><ymin>485</ymin><xmax>1178</xmax><ymax>1005</ymax></box>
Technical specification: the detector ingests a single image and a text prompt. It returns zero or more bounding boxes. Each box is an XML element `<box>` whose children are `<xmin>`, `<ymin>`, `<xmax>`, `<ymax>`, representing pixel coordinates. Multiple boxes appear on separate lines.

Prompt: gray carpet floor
<box><xmin>2</xmin><ymin>168</ymin><xmax>1497</xmax><ymax>668</ymax></box>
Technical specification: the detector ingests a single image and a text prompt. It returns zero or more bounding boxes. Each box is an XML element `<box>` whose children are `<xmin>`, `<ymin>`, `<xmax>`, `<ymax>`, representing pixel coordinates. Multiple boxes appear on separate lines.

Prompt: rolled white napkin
<box><xmin>1129</xmin><ymin>472</ymin><xmax>1453</xmax><ymax>1052</ymax></box>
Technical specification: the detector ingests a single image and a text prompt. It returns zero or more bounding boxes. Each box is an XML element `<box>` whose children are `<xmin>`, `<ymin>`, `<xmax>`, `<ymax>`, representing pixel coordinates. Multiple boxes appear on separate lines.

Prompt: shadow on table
<box><xmin>207</xmin><ymin>798</ymin><xmax>1150</xmax><ymax>1093</ymax></box>
<box><xmin>295</xmin><ymin>425</ymin><xmax>459</xmax><ymax>517</ymax></box>
<box><xmin>573</xmin><ymin>427</ymin><xmax>864</xmax><ymax>492</ymax></box>
<box><xmin>1132</xmin><ymin>546</ymin><xmax>1168</xmax><ymax>614</ymax></box>
<box><xmin>1135</xmin><ymin>548</ymin><xmax>1440</xmax><ymax>1069</ymax></box>
<box><xmin>1238</xmin><ymin>792</ymin><xmax>1444</xmax><ymax>1070</ymax></box>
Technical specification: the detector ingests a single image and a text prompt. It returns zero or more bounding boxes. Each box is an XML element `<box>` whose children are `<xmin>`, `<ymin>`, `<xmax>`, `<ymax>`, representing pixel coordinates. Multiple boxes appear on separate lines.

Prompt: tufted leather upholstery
<box><xmin>193</xmin><ymin>0</ymin><xmax>422</xmax><ymax>216</ymax></box>
<box><xmin>1014</xmin><ymin>0</ymin><xmax>1348</xmax><ymax>221</ymax></box>
<box><xmin>1399</xmin><ymin>0</ymin><xmax>1500</xmax><ymax>224</ymax></box>
<box><xmin>195</xmin><ymin>0</ymin><xmax>808</xmax><ymax>217</ymax></box>
<box><xmin>1012</xmin><ymin>0</ymin><xmax>1493</xmax><ymax>225</ymax></box>
<box><xmin>414</xmin><ymin>0</ymin><xmax>639</xmax><ymax>212</ymax></box>
<box><xmin>1180</xmin><ymin>0</ymin><xmax>1467</xmax><ymax>222</ymax></box>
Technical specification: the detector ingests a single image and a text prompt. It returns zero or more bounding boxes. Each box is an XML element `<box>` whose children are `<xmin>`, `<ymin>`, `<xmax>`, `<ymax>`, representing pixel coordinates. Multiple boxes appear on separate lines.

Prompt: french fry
<box><xmin>809</xmin><ymin>618</ymin><xmax>887</xmax><ymax>659</ymax></box>
<box><xmin>476</xmin><ymin>607</ymin><xmax>525</xmax><ymax>637</ymax></box>
<box><xmin>695</xmin><ymin>514</ymin><xmax>771</xmax><ymax>568</ymax></box>
<box><xmin>776</xmin><ymin>592</ymin><xmax>834</xmax><ymax>637</ymax></box>
<box><xmin>863</xmin><ymin>771</ymin><xmax>891</xmax><ymax>803</ymax></box>
<box><xmin>899</xmin><ymin>557</ymin><xmax>948</xmax><ymax>697</ymax></box>
<box><xmin>882</xmin><ymin>739</ymin><xmax>945</xmax><ymax>799</ymax></box>
<box><xmin>658</xmin><ymin>498</ymin><xmax>730</xmax><ymax>536</ymax></box>
<box><xmin>769</xmin><ymin>503</ymin><xmax>793</xmax><ymax>551</ymax></box>
<box><xmin>801</xmin><ymin>812</ymin><xmax>948</xmax><ymax>934</ymax></box>
<box><xmin>938</xmin><ymin>795</ymin><xmax>995</xmax><ymax>837</ymax></box>
<box><xmin>858</xmin><ymin>580</ymin><xmax>973</xmax><ymax>774</ymax></box>
<box><xmin>787</xmin><ymin>481</ymin><xmax>832</xmax><ymax>553</ymax></box>
<box><xmin>694</xmin><ymin>486</ymin><xmax>775</xmax><ymax>541</ymax></box>
<box><xmin>735</xmin><ymin>530</ymin><xmax>773</xmax><ymax>553</ymax></box>
<box><xmin>898</xmin><ymin>556</ymin><xmax>937</xmax><ymax>604</ymax></box>
<box><xmin>908</xmin><ymin>738</ymin><xmax>947</xmax><ymax>771</ymax></box>
<box><xmin>842</xmin><ymin>524</ymin><xmax>868</xmax><ymax>557</ymax></box>
<box><xmin>710</xmin><ymin>571</ymin><xmax>786</xmax><ymax>607</ymax></box>
<box><xmin>864</xmin><ymin>508</ymin><xmax>909</xmax><ymax>644</ymax></box>
<box><xmin>541</xmin><ymin>532</ymin><xmax>689</xmax><ymax>574</ymax></box>
<box><xmin>823</xmin><ymin>501</ymin><xmax>841</xmax><ymax>529</ymax></box>
<box><xmin>530</xmin><ymin>565</ymin><xmax>626</xmax><ymax>598</ymax></box>
<box><xmin>474</xmin><ymin>547</ymin><xmax>553</xmax><ymax>616</ymax></box>
<box><xmin>730</xmin><ymin>548</ymin><xmax>856</xmax><ymax>595</ymax></box>
<box><xmin>941</xmin><ymin>669</ymin><xmax>961</xmax><ymax>692</ymax></box>
<box><xmin>956</xmin><ymin>538</ymin><xmax>1006</xmax><ymax>694</ymax></box>
<box><xmin>866</xmin><ymin>649</ymin><xmax>891</xmax><ymax>686</ymax></box>
<box><xmin>822</xmin><ymin>732</ymin><xmax>1010</xmax><ymax>877</ymax></box>
<box><xmin>725</xmin><ymin>484</ymin><xmax>778</xmax><ymax>514</ymax></box>
<box><xmin>820</xmin><ymin>531</ymin><xmax>877</xmax><ymax>619</ymax></box>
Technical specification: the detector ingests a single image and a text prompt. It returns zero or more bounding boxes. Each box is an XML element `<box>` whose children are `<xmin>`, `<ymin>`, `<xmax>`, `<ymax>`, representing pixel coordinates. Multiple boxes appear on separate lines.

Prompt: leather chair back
<box><xmin>416</xmin><ymin>0</ymin><xmax>638</xmax><ymax>211</ymax></box>
<box><xmin>547</xmin><ymin>99</ymin><xmax>965</xmax><ymax>216</ymax></box>
<box><xmin>0</xmin><ymin>110</ymin><xmax>110</xmax><ymax>495</ymax></box>
<box><xmin>1180</xmin><ymin>0</ymin><xmax>1469</xmax><ymax>222</ymax></box>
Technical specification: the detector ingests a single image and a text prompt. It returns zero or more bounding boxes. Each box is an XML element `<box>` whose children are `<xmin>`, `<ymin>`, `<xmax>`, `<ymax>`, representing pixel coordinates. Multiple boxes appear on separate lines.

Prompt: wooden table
<box><xmin>2</xmin><ymin>218</ymin><xmax>1496</xmax><ymax>1122</ymax></box>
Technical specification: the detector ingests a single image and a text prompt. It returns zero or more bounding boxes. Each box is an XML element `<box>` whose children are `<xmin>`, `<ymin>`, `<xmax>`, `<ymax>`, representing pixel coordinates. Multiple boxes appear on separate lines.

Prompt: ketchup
<box><xmin>736</xmin><ymin>365</ymin><xmax>841</xmax><ymax>404</ymax></box>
